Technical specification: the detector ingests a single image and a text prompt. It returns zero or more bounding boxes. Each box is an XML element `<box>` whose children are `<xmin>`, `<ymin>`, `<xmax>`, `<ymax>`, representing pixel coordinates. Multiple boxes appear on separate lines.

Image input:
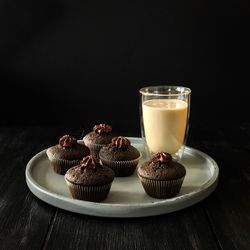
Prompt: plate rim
<box><xmin>25</xmin><ymin>137</ymin><xmax>219</xmax><ymax>216</ymax></box>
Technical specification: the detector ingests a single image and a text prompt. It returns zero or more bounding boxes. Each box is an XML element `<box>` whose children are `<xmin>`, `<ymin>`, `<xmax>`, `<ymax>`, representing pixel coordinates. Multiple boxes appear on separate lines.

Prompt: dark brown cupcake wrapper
<box><xmin>46</xmin><ymin>149</ymin><xmax>80</xmax><ymax>175</ymax></box>
<box><xmin>65</xmin><ymin>179</ymin><xmax>112</xmax><ymax>202</ymax></box>
<box><xmin>138</xmin><ymin>175</ymin><xmax>185</xmax><ymax>199</ymax></box>
<box><xmin>87</xmin><ymin>144</ymin><xmax>104</xmax><ymax>162</ymax></box>
<box><xmin>82</xmin><ymin>139</ymin><xmax>105</xmax><ymax>162</ymax></box>
<box><xmin>99</xmin><ymin>154</ymin><xmax>141</xmax><ymax>177</ymax></box>
<box><xmin>83</xmin><ymin>140</ymin><xmax>107</xmax><ymax>148</ymax></box>
<box><xmin>83</xmin><ymin>139</ymin><xmax>107</xmax><ymax>149</ymax></box>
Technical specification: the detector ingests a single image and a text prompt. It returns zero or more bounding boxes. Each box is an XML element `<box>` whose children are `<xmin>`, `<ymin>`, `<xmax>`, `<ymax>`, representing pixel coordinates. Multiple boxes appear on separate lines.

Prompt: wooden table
<box><xmin>0</xmin><ymin>125</ymin><xmax>249</xmax><ymax>250</ymax></box>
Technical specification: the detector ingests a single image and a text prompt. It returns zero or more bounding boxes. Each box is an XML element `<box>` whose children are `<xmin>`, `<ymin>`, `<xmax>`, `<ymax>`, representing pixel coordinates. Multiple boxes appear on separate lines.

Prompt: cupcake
<box><xmin>82</xmin><ymin>123</ymin><xmax>115</xmax><ymax>161</ymax></box>
<box><xmin>65</xmin><ymin>155</ymin><xmax>115</xmax><ymax>202</ymax></box>
<box><xmin>46</xmin><ymin>135</ymin><xmax>90</xmax><ymax>175</ymax></box>
<box><xmin>137</xmin><ymin>152</ymin><xmax>186</xmax><ymax>198</ymax></box>
<box><xmin>99</xmin><ymin>136</ymin><xmax>141</xmax><ymax>177</ymax></box>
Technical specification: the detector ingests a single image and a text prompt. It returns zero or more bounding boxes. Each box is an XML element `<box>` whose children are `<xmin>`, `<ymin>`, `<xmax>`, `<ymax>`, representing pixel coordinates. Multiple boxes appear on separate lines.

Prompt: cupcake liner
<box><xmin>88</xmin><ymin>144</ymin><xmax>104</xmax><ymax>162</ymax></box>
<box><xmin>82</xmin><ymin>139</ymin><xmax>105</xmax><ymax>162</ymax></box>
<box><xmin>99</xmin><ymin>154</ymin><xmax>141</xmax><ymax>177</ymax></box>
<box><xmin>138</xmin><ymin>175</ymin><xmax>185</xmax><ymax>198</ymax></box>
<box><xmin>46</xmin><ymin>149</ymin><xmax>80</xmax><ymax>175</ymax></box>
<box><xmin>65</xmin><ymin>179</ymin><xmax>112</xmax><ymax>202</ymax></box>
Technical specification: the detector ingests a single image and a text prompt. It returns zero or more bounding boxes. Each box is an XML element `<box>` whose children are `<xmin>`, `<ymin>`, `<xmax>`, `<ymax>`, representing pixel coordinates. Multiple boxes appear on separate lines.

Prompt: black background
<box><xmin>1</xmin><ymin>1</ymin><xmax>249</xmax><ymax>135</ymax></box>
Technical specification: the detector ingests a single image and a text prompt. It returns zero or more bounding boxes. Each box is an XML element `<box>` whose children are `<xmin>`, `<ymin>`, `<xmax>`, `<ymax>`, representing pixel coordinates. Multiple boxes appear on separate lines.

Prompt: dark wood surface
<box><xmin>0</xmin><ymin>124</ymin><xmax>249</xmax><ymax>250</ymax></box>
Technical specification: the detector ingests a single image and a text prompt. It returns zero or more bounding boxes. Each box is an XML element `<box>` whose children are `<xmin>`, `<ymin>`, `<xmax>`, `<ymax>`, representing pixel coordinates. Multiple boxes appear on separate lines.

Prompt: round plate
<box><xmin>25</xmin><ymin>137</ymin><xmax>219</xmax><ymax>217</ymax></box>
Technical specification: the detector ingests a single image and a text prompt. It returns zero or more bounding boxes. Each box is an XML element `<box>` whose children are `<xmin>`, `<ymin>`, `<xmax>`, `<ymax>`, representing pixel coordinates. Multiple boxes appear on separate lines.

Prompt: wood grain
<box><xmin>44</xmin><ymin>204</ymin><xmax>218</xmax><ymax>250</ymax></box>
<box><xmin>189</xmin><ymin>124</ymin><xmax>250</xmax><ymax>250</ymax></box>
<box><xmin>0</xmin><ymin>126</ymin><xmax>81</xmax><ymax>250</ymax></box>
<box><xmin>0</xmin><ymin>124</ymin><xmax>250</xmax><ymax>249</ymax></box>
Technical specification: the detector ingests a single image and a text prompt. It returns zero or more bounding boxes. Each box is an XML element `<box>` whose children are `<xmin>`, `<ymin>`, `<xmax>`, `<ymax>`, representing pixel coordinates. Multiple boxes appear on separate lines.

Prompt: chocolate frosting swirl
<box><xmin>59</xmin><ymin>135</ymin><xmax>77</xmax><ymax>148</ymax></box>
<box><xmin>93</xmin><ymin>124</ymin><xmax>112</xmax><ymax>135</ymax></box>
<box><xmin>111</xmin><ymin>136</ymin><xmax>130</xmax><ymax>149</ymax></box>
<box><xmin>151</xmin><ymin>152</ymin><xmax>172</xmax><ymax>165</ymax></box>
<box><xmin>80</xmin><ymin>155</ymin><xmax>97</xmax><ymax>172</ymax></box>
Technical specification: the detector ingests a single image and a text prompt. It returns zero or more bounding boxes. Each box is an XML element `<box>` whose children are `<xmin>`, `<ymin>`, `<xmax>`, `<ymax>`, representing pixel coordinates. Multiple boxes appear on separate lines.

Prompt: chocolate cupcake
<box><xmin>46</xmin><ymin>135</ymin><xmax>90</xmax><ymax>175</ymax></box>
<box><xmin>82</xmin><ymin>124</ymin><xmax>115</xmax><ymax>161</ymax></box>
<box><xmin>99</xmin><ymin>136</ymin><xmax>141</xmax><ymax>177</ymax></box>
<box><xmin>65</xmin><ymin>155</ymin><xmax>115</xmax><ymax>202</ymax></box>
<box><xmin>137</xmin><ymin>152</ymin><xmax>186</xmax><ymax>198</ymax></box>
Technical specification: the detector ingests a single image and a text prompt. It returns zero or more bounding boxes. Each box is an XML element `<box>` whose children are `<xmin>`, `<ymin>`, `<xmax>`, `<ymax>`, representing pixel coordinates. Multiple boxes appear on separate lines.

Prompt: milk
<box><xmin>142</xmin><ymin>99</ymin><xmax>188</xmax><ymax>155</ymax></box>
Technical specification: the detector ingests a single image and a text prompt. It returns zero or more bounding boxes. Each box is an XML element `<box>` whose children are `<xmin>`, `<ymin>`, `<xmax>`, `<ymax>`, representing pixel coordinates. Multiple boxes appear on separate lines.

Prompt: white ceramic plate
<box><xmin>25</xmin><ymin>137</ymin><xmax>219</xmax><ymax>218</ymax></box>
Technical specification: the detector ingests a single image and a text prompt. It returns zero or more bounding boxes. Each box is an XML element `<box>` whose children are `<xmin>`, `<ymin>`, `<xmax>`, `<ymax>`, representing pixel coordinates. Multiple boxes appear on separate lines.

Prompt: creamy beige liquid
<box><xmin>142</xmin><ymin>99</ymin><xmax>188</xmax><ymax>154</ymax></box>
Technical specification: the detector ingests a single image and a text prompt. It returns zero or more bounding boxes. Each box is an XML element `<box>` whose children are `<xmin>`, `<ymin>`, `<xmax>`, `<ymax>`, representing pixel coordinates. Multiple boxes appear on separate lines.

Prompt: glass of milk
<box><xmin>139</xmin><ymin>86</ymin><xmax>191</xmax><ymax>161</ymax></box>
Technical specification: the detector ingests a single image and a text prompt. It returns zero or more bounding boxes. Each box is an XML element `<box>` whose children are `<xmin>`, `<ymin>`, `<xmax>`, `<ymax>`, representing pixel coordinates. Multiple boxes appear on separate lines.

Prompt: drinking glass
<box><xmin>139</xmin><ymin>86</ymin><xmax>191</xmax><ymax>161</ymax></box>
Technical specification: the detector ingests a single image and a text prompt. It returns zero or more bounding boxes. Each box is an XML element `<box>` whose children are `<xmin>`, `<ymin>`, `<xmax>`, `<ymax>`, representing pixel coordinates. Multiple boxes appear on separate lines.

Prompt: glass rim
<box><xmin>139</xmin><ymin>85</ymin><xmax>191</xmax><ymax>97</ymax></box>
